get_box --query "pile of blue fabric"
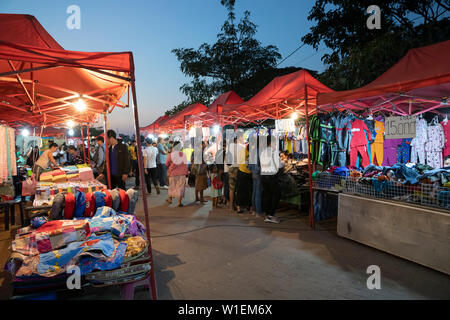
[4,206,148,297]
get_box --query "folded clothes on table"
[51,170,66,177]
[12,220,91,256]
[79,167,94,181]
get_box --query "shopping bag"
[22,174,37,196]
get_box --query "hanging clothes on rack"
[441,117,450,158]
[363,118,376,164]
[309,115,321,164]
[0,125,17,185]
[425,122,445,169]
[382,138,402,167]
[370,119,384,166]
[410,116,428,164]
[349,119,371,168]
[331,113,352,167]
[318,115,336,168]
[397,138,412,164]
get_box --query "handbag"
[22,174,37,196]
[212,177,223,189]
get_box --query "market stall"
[0,14,157,298]
[313,40,450,274]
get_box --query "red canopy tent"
[317,40,450,115]
[0,14,157,298]
[227,70,334,123]
[141,114,170,135]
[184,91,245,128]
[158,102,208,131]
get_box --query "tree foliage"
[302,0,450,90]
[168,1,283,114]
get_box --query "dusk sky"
[1,0,329,135]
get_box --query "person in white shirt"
[143,140,160,194]
[259,136,281,223]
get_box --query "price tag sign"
[384,116,416,139]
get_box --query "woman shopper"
[33,143,58,180]
[166,141,188,207]
[235,143,253,213]
[191,141,208,204]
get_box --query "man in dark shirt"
[67,145,84,165]
[97,130,131,189]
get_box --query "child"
[211,165,223,209]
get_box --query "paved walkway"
[1,182,449,299]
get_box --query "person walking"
[235,143,253,213]
[143,140,160,195]
[260,136,281,223]
[92,136,105,178]
[191,141,208,204]
[97,130,131,190]
[128,140,140,189]
[166,141,188,207]
[157,137,168,188]
[248,138,263,217]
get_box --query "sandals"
[166,199,172,204]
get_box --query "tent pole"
[103,113,111,189]
[305,86,315,229]
[81,124,86,163]
[87,124,91,164]
[130,80,158,300]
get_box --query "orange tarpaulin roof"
[0,14,132,127]
[208,91,244,114]
[141,115,170,133]
[317,40,450,109]
[159,103,208,130]
[226,70,334,122]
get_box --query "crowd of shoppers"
[25,128,283,223]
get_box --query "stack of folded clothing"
[39,172,53,182]
[63,166,79,174]
[66,173,80,181]
[79,167,94,181]
[51,169,67,183]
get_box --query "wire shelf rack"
[312,172,450,211]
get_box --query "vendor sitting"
[66,145,85,165]
[33,143,59,180]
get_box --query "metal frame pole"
[304,86,315,229]
[87,124,91,163]
[81,124,86,163]
[130,80,158,300]
[103,113,111,189]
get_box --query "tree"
[302,0,450,90]
[169,1,282,113]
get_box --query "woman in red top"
[165,141,188,207]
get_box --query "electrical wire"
[293,47,326,67]
[151,222,334,239]
[276,43,307,67]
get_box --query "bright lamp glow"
[212,125,220,134]
[67,120,75,128]
[74,98,86,111]
[21,128,30,136]
[68,129,74,136]
[291,112,298,120]
[159,133,168,139]
[147,134,155,140]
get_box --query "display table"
[337,193,450,275]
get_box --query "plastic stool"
[120,274,153,300]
